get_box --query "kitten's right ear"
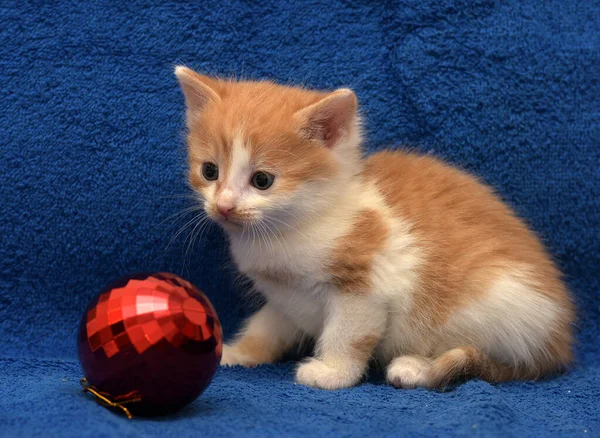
[174,66,220,120]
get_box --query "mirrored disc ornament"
[78,272,222,417]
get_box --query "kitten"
[175,66,575,390]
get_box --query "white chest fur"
[228,208,355,335]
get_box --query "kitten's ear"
[174,66,220,119]
[293,89,358,148]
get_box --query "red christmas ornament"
[78,272,222,417]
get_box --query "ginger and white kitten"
[175,66,575,390]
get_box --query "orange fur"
[351,334,382,363]
[234,335,284,366]
[328,209,390,294]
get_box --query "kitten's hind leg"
[386,355,432,389]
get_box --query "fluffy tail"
[428,346,539,389]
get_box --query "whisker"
[183,214,206,254]
[249,223,257,256]
[256,222,270,258]
[261,221,277,258]
[184,215,212,266]
[155,205,205,230]
[165,213,205,252]
[263,215,309,241]
[262,217,287,254]
[158,193,201,200]
[195,216,214,247]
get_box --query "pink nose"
[216,203,234,218]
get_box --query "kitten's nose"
[216,202,234,218]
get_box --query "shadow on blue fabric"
[0,1,598,436]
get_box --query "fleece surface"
[0,0,598,436]
[1,358,599,437]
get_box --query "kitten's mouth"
[216,216,246,231]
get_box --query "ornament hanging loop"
[80,377,142,419]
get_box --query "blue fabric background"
[0,0,598,436]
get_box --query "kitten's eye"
[251,171,275,190]
[202,162,219,181]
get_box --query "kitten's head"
[175,66,362,234]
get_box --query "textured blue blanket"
[0,0,598,436]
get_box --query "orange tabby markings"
[178,68,338,196]
[328,209,390,294]
[365,152,574,333]
[428,346,519,389]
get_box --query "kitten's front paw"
[220,344,255,367]
[295,358,360,390]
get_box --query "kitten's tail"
[428,346,538,389]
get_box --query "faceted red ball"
[78,272,222,416]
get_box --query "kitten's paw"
[295,358,360,390]
[387,355,432,389]
[220,344,258,367]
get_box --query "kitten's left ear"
[293,89,358,148]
